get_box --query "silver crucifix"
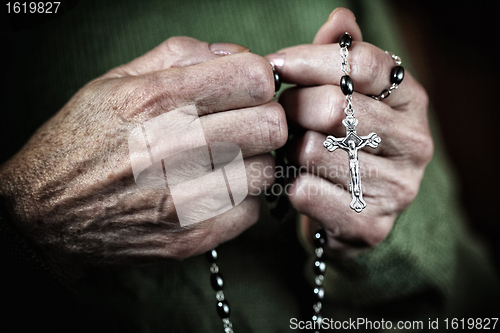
[323,115,380,213]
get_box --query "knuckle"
[417,132,434,165]
[298,131,336,174]
[247,155,276,194]
[388,172,421,210]
[236,53,275,103]
[298,131,320,166]
[161,36,195,57]
[401,180,420,209]
[235,197,261,227]
[261,102,288,150]
[127,72,182,120]
[408,127,434,166]
[325,86,345,130]
[352,45,386,86]
[288,177,310,212]
[244,201,261,225]
[261,154,277,183]
[289,177,308,213]
[412,81,430,110]
[423,137,435,164]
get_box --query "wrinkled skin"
[267,8,433,256]
[0,8,433,277]
[0,37,287,276]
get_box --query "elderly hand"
[267,8,433,256]
[0,37,287,275]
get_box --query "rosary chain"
[340,45,354,117]
[370,51,402,100]
[345,95,353,116]
[312,229,327,333]
[340,47,350,75]
[206,249,234,333]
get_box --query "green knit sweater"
[1,1,498,332]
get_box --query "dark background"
[391,1,500,265]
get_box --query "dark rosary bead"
[340,75,353,95]
[210,272,224,291]
[313,286,325,300]
[205,248,218,263]
[274,71,281,92]
[312,314,323,325]
[314,260,326,275]
[339,33,353,49]
[216,300,231,319]
[313,229,327,248]
[390,66,405,85]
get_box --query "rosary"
[323,32,381,213]
[205,32,404,332]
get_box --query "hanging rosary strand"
[204,63,283,333]
[206,248,234,333]
[312,229,327,332]
[323,32,381,213]
[202,32,406,333]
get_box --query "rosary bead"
[312,314,323,325]
[274,71,281,92]
[339,33,353,49]
[313,229,327,248]
[314,260,326,275]
[390,66,404,85]
[206,248,218,263]
[210,272,224,291]
[313,287,325,301]
[340,75,353,95]
[217,300,231,319]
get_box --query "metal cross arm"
[323,116,381,213]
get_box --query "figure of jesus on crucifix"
[323,115,381,213]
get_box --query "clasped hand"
[0,8,432,273]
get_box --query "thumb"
[313,7,363,45]
[105,36,249,78]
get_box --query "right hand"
[268,8,432,257]
[0,37,287,275]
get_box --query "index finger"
[121,52,276,121]
[267,42,413,109]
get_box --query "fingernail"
[265,53,285,72]
[328,7,341,20]
[209,43,249,56]
[329,7,356,21]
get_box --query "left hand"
[267,8,433,256]
[0,37,284,276]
